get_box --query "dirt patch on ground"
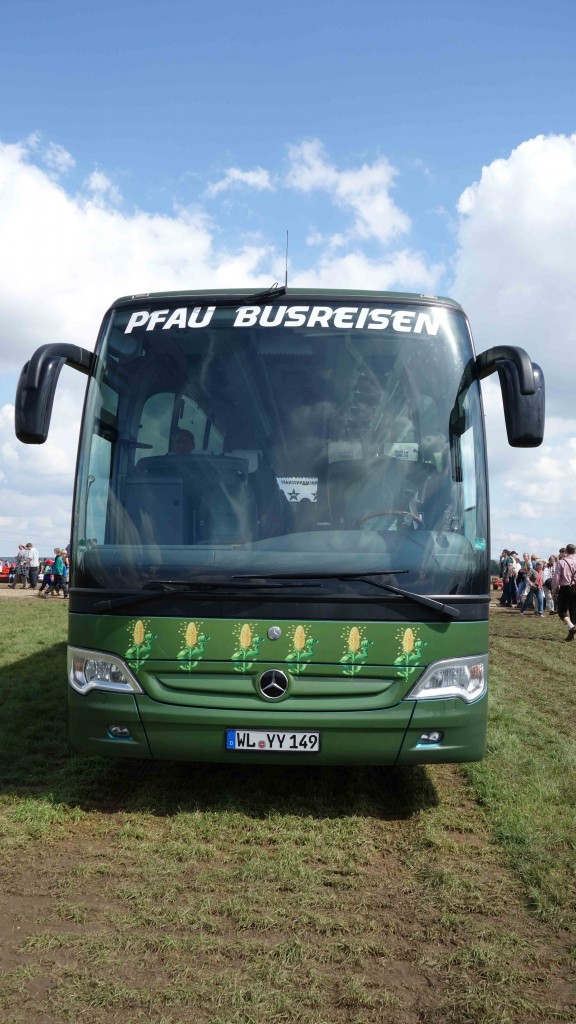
[0,760,573,1024]
[0,585,42,598]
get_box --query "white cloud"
[25,133,76,176]
[285,139,410,246]
[452,134,576,555]
[205,166,273,197]
[0,372,83,552]
[85,169,122,206]
[0,139,274,375]
[42,141,76,176]
[305,229,325,246]
[290,247,442,292]
[453,134,576,415]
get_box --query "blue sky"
[1,0,576,556]
[3,0,573,234]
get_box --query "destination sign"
[124,305,445,336]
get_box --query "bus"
[15,288,544,765]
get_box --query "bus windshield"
[74,297,488,596]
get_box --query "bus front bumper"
[67,690,487,765]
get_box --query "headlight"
[404,655,487,704]
[68,647,143,695]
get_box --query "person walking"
[25,542,40,589]
[500,550,515,606]
[543,556,557,614]
[41,548,69,599]
[518,569,534,613]
[37,559,54,595]
[552,544,576,642]
[532,561,545,617]
[60,548,69,599]
[517,553,530,593]
[9,545,29,589]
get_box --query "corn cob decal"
[285,624,318,674]
[394,627,426,681]
[177,621,211,672]
[231,622,265,673]
[125,619,158,669]
[339,626,373,675]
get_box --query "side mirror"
[454,345,545,447]
[474,347,545,447]
[15,344,93,444]
[494,358,544,447]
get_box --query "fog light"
[419,730,443,744]
[108,724,132,739]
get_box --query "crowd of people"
[2,543,69,598]
[498,545,576,641]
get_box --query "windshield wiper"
[91,570,459,619]
[92,573,317,612]
[351,577,459,619]
[232,571,460,618]
[231,571,408,580]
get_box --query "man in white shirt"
[25,542,40,590]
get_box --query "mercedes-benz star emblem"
[258,669,289,700]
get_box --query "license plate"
[226,729,320,753]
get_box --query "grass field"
[0,595,574,1023]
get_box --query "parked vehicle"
[15,287,545,764]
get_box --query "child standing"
[37,559,54,595]
[42,549,69,598]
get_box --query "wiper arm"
[231,570,409,581]
[92,584,193,612]
[92,573,317,612]
[233,571,459,619]
[150,577,321,590]
[92,571,458,619]
[351,578,460,619]
[93,580,220,612]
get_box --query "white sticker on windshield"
[385,443,419,461]
[277,477,318,502]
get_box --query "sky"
[1,0,576,560]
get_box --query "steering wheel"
[358,509,423,526]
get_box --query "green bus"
[15,288,544,764]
